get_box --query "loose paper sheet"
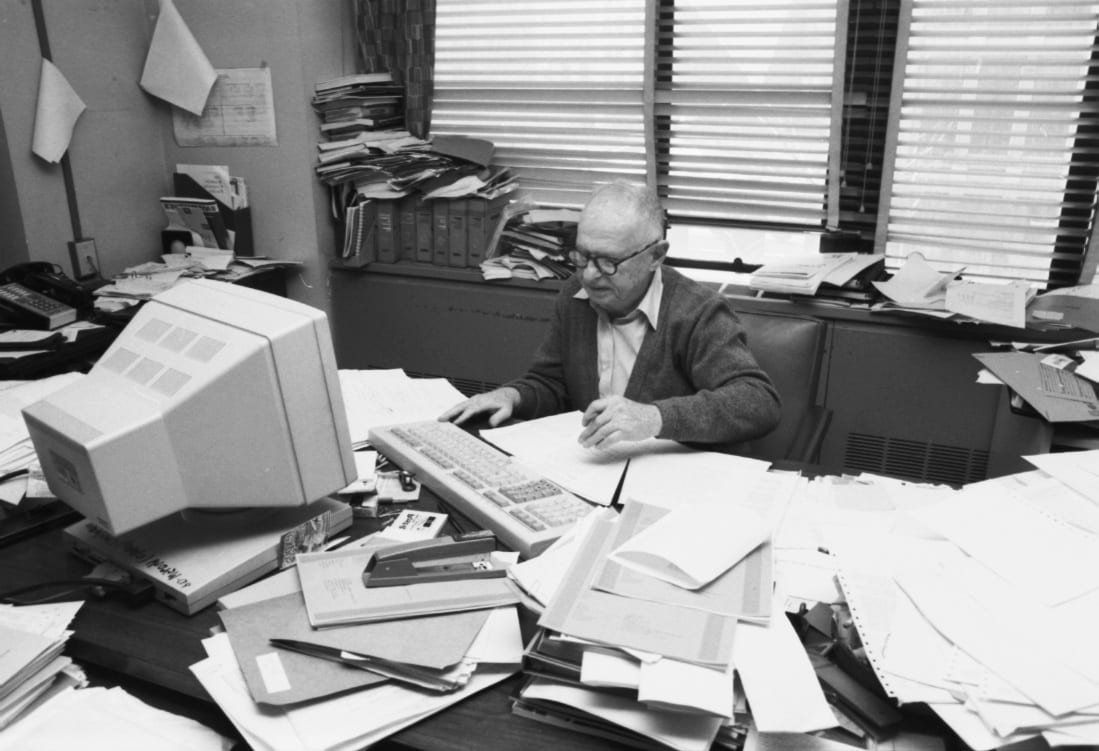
[873,252,957,309]
[339,369,467,446]
[909,484,1099,606]
[945,279,1032,328]
[139,0,216,116]
[482,411,683,505]
[594,500,772,620]
[31,59,85,163]
[609,500,768,590]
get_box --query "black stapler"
[362,530,505,588]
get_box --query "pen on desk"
[268,638,464,692]
[0,468,29,485]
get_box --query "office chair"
[733,308,832,466]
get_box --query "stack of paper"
[513,501,834,751]
[0,601,229,746]
[0,602,85,730]
[749,253,881,297]
[190,531,526,751]
[193,605,522,751]
[0,374,83,506]
[826,455,1099,749]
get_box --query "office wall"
[0,0,357,315]
[0,98,28,267]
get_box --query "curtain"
[354,0,436,139]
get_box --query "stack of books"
[480,205,579,282]
[312,73,435,204]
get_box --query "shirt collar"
[574,268,663,328]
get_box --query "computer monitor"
[22,279,357,535]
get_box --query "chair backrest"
[733,308,827,463]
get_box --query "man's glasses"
[567,238,661,276]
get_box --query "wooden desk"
[0,514,630,751]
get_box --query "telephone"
[0,263,81,330]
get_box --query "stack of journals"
[480,205,579,282]
[312,72,406,139]
[510,499,835,751]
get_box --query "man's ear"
[649,239,670,266]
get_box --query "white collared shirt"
[575,271,664,397]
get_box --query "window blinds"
[433,1,649,208]
[432,0,847,226]
[877,0,1099,285]
[655,0,846,228]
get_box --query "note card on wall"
[173,67,277,147]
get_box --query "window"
[432,0,1099,285]
[878,0,1099,285]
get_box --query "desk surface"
[0,513,632,751]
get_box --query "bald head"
[578,181,665,249]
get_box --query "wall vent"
[843,432,989,486]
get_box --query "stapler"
[362,530,506,587]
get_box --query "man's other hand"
[438,387,521,427]
[579,396,662,449]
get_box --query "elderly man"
[441,180,781,453]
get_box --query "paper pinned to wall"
[139,0,216,116]
[173,68,277,147]
[31,59,85,163]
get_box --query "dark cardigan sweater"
[507,266,781,453]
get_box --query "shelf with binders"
[330,192,521,275]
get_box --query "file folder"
[173,172,254,256]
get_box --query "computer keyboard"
[368,420,595,558]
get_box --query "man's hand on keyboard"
[439,387,521,427]
[579,396,662,449]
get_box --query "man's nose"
[580,262,604,282]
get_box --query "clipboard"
[362,530,505,587]
[974,351,1099,423]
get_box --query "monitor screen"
[22,279,356,535]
